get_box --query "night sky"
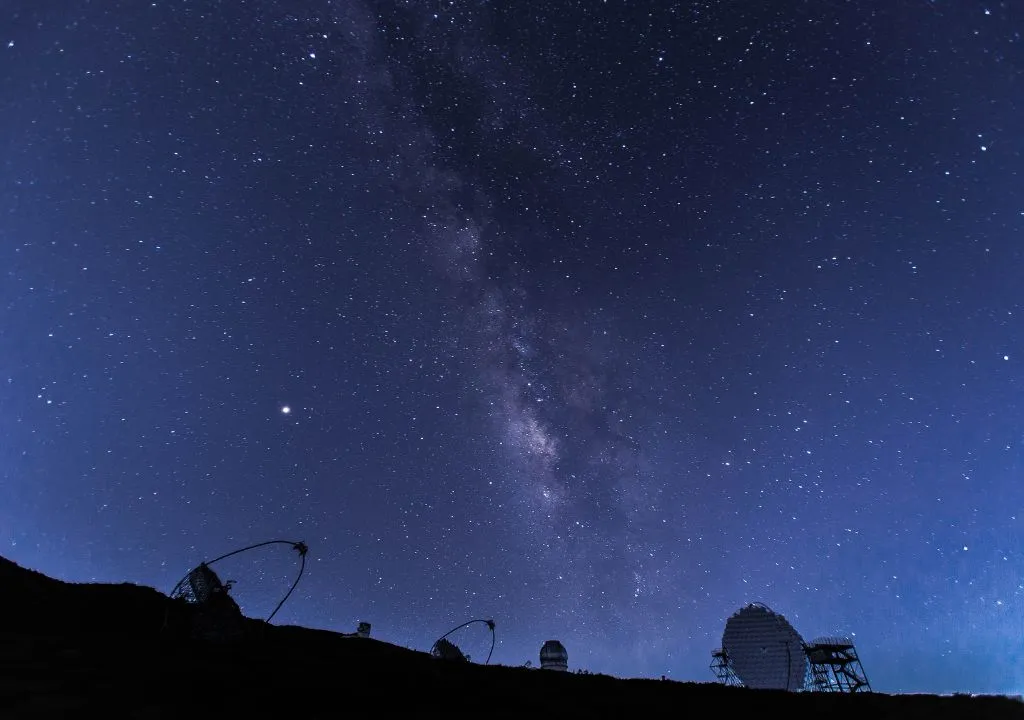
[2,0,1022,695]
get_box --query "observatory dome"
[721,603,806,691]
[539,640,568,671]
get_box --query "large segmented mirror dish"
[722,603,807,690]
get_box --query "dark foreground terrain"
[1,556,1020,718]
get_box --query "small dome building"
[540,640,568,671]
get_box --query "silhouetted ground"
[1,556,1020,718]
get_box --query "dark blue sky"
[2,0,1022,694]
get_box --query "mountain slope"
[0,556,1018,718]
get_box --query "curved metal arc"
[168,539,309,624]
[206,539,307,567]
[431,618,496,665]
[266,546,306,623]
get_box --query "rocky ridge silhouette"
[0,555,1019,718]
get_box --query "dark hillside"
[0,557,1019,718]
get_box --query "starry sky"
[2,0,1022,695]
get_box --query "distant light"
[281,406,291,414]
[1004,355,1009,361]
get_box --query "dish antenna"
[169,539,309,623]
[721,603,807,690]
[431,638,469,662]
[430,618,496,664]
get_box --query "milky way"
[314,2,680,657]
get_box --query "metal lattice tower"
[804,637,872,693]
[709,648,742,686]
